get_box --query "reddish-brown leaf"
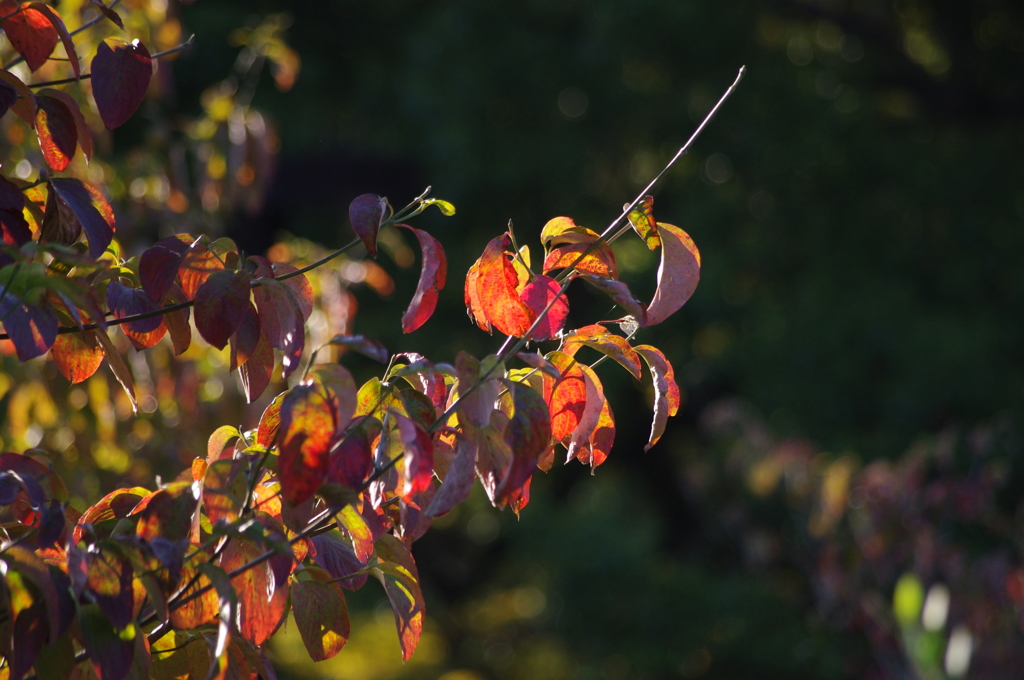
[372,534,424,662]
[105,281,165,350]
[194,270,251,350]
[560,323,642,380]
[178,243,224,300]
[271,262,314,321]
[130,481,198,544]
[644,222,700,326]
[35,94,77,172]
[229,300,260,370]
[519,274,568,341]
[543,351,587,443]
[349,193,387,257]
[256,392,286,448]
[0,69,34,125]
[398,224,447,333]
[293,567,350,661]
[311,530,369,591]
[0,175,30,246]
[238,329,274,403]
[221,536,289,647]
[38,89,92,162]
[463,258,491,332]
[425,434,477,517]
[85,545,134,629]
[73,487,148,544]
[476,233,536,337]
[391,412,433,500]
[626,195,661,250]
[29,3,78,79]
[0,0,57,71]
[634,345,680,451]
[89,0,123,29]
[161,285,192,356]
[565,364,604,462]
[168,555,218,630]
[50,330,104,384]
[325,334,390,363]
[139,235,191,302]
[79,602,135,680]
[453,351,497,429]
[278,384,337,505]
[307,364,357,434]
[327,416,377,491]
[497,382,550,506]
[91,38,153,129]
[49,178,115,259]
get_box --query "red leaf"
[194,270,251,350]
[129,481,198,544]
[73,487,147,544]
[392,412,433,499]
[29,3,78,79]
[348,193,387,257]
[229,300,260,370]
[85,546,135,629]
[565,364,604,463]
[644,222,700,326]
[577,395,615,470]
[221,536,289,647]
[50,330,104,383]
[0,0,57,71]
[425,434,477,517]
[91,38,153,129]
[0,293,57,360]
[178,242,224,300]
[37,89,92,162]
[238,329,274,403]
[543,351,587,443]
[560,323,642,380]
[168,556,218,630]
[543,242,618,278]
[271,262,314,321]
[519,274,568,341]
[398,225,446,333]
[372,534,424,662]
[634,345,680,450]
[293,567,350,661]
[49,178,115,259]
[578,274,648,326]
[35,94,77,172]
[253,277,305,378]
[307,364,357,433]
[463,258,491,332]
[105,281,165,348]
[626,195,661,250]
[256,392,286,448]
[475,233,536,337]
[139,235,191,302]
[327,416,377,491]
[496,382,550,505]
[278,384,337,505]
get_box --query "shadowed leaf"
[425,434,477,517]
[48,178,115,259]
[497,382,550,506]
[1,293,57,361]
[293,566,350,661]
[644,222,700,326]
[91,38,153,129]
[634,345,680,450]
[139,235,190,302]
[579,274,648,326]
[37,89,91,162]
[349,193,387,257]
[95,329,137,413]
[35,94,77,171]
[326,334,390,363]
[397,225,447,333]
[372,534,424,662]
[194,270,251,350]
[79,603,134,680]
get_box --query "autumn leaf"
[48,178,115,259]
[105,281,166,350]
[0,175,30,245]
[293,566,350,661]
[626,195,661,250]
[0,293,58,361]
[560,323,642,379]
[178,242,224,300]
[475,232,536,337]
[543,351,587,443]
[398,225,447,333]
[79,602,135,680]
[222,535,290,647]
[372,534,424,662]
[194,270,251,350]
[392,412,434,499]
[349,193,388,257]
[578,274,648,326]
[39,89,93,162]
[35,94,77,172]
[496,381,551,506]
[325,334,390,364]
[278,384,338,505]
[271,262,315,321]
[564,364,604,463]
[543,242,618,279]
[91,38,153,129]
[0,0,58,71]
[139,235,191,302]
[519,274,569,341]
[644,222,700,326]
[30,3,79,79]
[634,345,680,450]
[463,258,491,332]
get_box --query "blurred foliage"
[4,0,1024,677]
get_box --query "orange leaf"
[278,384,337,505]
[475,233,536,337]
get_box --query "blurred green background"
[161,0,1024,677]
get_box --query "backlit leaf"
[35,94,77,171]
[238,327,274,403]
[29,3,78,79]
[95,329,137,413]
[539,216,599,247]
[311,530,368,591]
[48,178,115,260]
[278,384,337,505]
[543,242,618,279]
[130,481,197,543]
[0,174,30,245]
[372,534,424,662]
[644,222,700,327]
[256,392,286,448]
[168,555,217,630]
[327,416,378,491]
[271,262,314,321]
[178,242,224,300]
[37,89,91,162]
[229,300,260,370]
[197,562,235,680]
[519,274,568,341]
[425,434,477,517]
[86,545,134,629]
[543,351,587,443]
[634,345,680,450]
[253,277,304,378]
[73,487,147,544]
[194,270,251,350]
[475,232,535,337]
[560,323,642,380]
[0,68,35,124]
[565,364,604,463]
[105,281,166,350]
[161,285,191,355]
[463,258,491,332]
[349,193,387,257]
[293,566,350,661]
[497,382,550,506]
[308,364,357,434]
[0,0,57,71]
[398,224,446,333]
[392,412,434,499]
[222,535,290,647]
[626,195,661,249]
[91,38,153,130]
[577,395,615,471]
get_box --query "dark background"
[164,1,1024,677]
